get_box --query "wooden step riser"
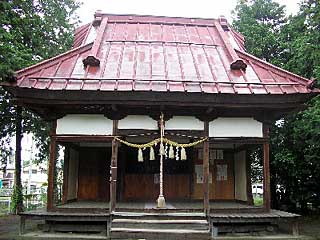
[111,222,209,230]
[111,231,211,240]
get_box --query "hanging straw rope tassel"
[169,145,174,159]
[149,146,155,160]
[181,147,187,160]
[138,148,144,162]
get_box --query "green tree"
[232,0,320,213]
[232,0,287,64]
[0,0,80,213]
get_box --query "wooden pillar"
[110,120,118,213]
[263,124,271,211]
[203,121,210,215]
[14,106,23,213]
[62,145,70,204]
[47,121,57,211]
[246,151,254,205]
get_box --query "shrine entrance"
[77,147,111,201]
[120,144,194,201]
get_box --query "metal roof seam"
[46,78,53,90]
[132,42,138,80]
[286,76,300,94]
[188,45,202,83]
[81,23,93,46]
[239,68,254,94]
[162,42,169,81]
[215,47,237,94]
[80,80,84,90]
[267,70,285,94]
[247,60,270,94]
[115,43,125,80]
[236,49,310,85]
[173,32,185,81]
[16,43,93,77]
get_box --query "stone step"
[111,227,210,240]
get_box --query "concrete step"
[112,218,208,224]
[111,218,209,230]
[112,211,206,219]
[40,223,106,233]
[20,231,107,239]
[111,227,210,240]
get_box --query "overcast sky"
[77,0,301,25]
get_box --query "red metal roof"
[9,13,317,95]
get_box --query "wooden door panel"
[212,154,234,200]
[78,147,110,201]
[123,174,190,200]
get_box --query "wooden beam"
[203,121,210,215]
[47,121,57,211]
[54,135,114,143]
[110,120,119,213]
[62,145,70,204]
[263,123,271,212]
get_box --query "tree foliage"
[232,0,286,64]
[0,0,80,164]
[233,0,320,213]
[0,0,80,212]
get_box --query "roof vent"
[230,59,247,71]
[93,10,103,26]
[83,55,100,67]
[219,15,229,31]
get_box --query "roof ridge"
[236,49,312,86]
[99,13,218,21]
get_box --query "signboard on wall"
[195,164,212,184]
[154,174,160,184]
[216,164,228,181]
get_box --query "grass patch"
[254,196,263,206]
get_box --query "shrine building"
[2,12,319,239]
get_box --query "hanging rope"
[114,136,207,149]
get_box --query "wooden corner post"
[47,121,57,211]
[263,123,271,211]
[62,145,70,204]
[110,120,118,213]
[203,121,210,215]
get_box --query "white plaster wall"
[209,118,263,138]
[56,114,113,135]
[118,115,158,130]
[165,116,204,130]
[234,150,247,201]
[67,148,79,200]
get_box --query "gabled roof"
[4,13,318,95]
